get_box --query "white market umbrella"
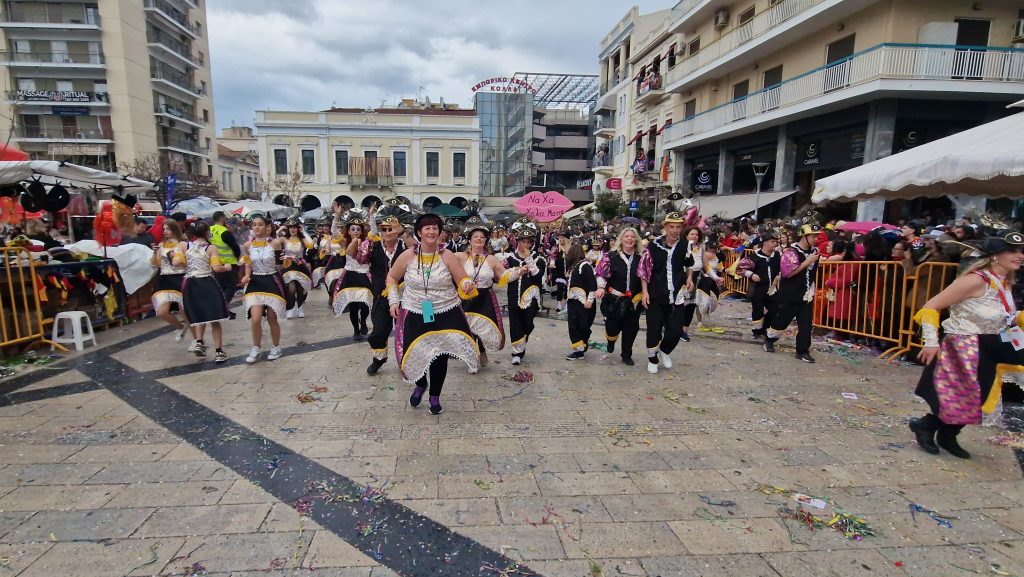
[199,199,294,220]
[0,160,154,194]
[812,111,1024,203]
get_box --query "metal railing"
[600,71,625,95]
[17,125,109,139]
[147,30,200,65]
[669,0,706,29]
[143,0,200,35]
[1,50,104,65]
[636,74,664,98]
[151,68,204,95]
[594,114,616,131]
[154,104,205,124]
[592,151,615,168]
[7,89,108,103]
[666,0,826,90]
[1,2,100,25]
[158,138,207,154]
[666,44,1024,143]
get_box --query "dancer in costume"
[331,210,374,340]
[549,233,569,315]
[738,231,781,339]
[239,213,286,364]
[680,227,724,335]
[639,211,694,374]
[596,227,643,365]
[310,216,336,289]
[150,219,188,343]
[366,213,407,375]
[386,213,480,415]
[910,233,1024,458]
[564,243,598,360]
[764,223,821,363]
[181,222,232,362]
[505,218,546,365]
[456,217,525,371]
[280,218,314,319]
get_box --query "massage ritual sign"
[513,190,573,223]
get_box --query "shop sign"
[47,143,106,155]
[606,177,622,190]
[691,169,717,194]
[513,190,573,222]
[576,178,593,190]
[16,90,92,102]
[471,77,538,94]
[51,106,90,116]
[800,140,821,167]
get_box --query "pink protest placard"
[513,191,574,223]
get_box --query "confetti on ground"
[699,495,737,507]
[511,370,533,383]
[127,543,160,574]
[308,384,329,393]
[697,326,727,334]
[473,479,493,491]
[747,396,767,404]
[183,561,207,576]
[909,503,959,528]
[587,341,608,352]
[988,432,1024,449]
[780,506,876,541]
[684,405,708,414]
[878,442,907,451]
[662,388,682,404]
[295,391,320,404]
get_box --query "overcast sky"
[207,0,669,132]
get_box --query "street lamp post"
[751,162,770,222]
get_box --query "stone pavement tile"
[23,402,121,418]
[821,462,967,487]
[438,438,525,455]
[884,509,1024,546]
[200,569,377,577]
[814,441,932,465]
[65,444,178,463]
[0,485,122,511]
[504,410,587,425]
[827,487,914,513]
[600,435,692,452]
[188,462,243,482]
[158,443,214,462]
[350,439,436,457]
[85,461,207,484]
[219,479,272,505]
[876,545,1024,577]
[983,508,1024,534]
[752,446,841,467]
[259,503,304,532]
[667,519,799,554]
[0,463,104,485]
[603,492,784,523]
[438,473,540,498]
[258,401,339,414]
[527,558,643,577]
[762,549,897,576]
[315,457,397,478]
[104,481,234,509]
[0,444,82,464]
[394,454,486,476]
[901,482,1020,511]
[726,465,854,491]
[177,531,314,574]
[456,524,565,561]
[30,414,136,432]
[522,436,608,454]
[354,475,437,500]
[0,512,34,541]
[486,453,582,474]
[295,441,356,458]
[7,508,154,543]
[657,450,750,471]
[0,403,40,417]
[977,481,1024,506]
[628,470,736,494]
[776,510,914,550]
[560,521,687,559]
[0,542,54,575]
[640,554,781,577]
[18,537,185,577]
[0,416,52,431]
[433,410,517,425]
[994,541,1024,566]
[574,451,672,472]
[399,498,501,527]
[134,504,272,537]
[536,471,638,496]
[497,496,612,524]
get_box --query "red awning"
[657,119,673,134]
[627,132,643,145]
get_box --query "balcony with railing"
[594,113,616,138]
[155,103,205,126]
[17,125,111,141]
[635,73,665,107]
[147,29,200,67]
[143,0,199,37]
[664,44,1024,148]
[592,151,615,174]
[151,68,204,97]
[7,89,108,104]
[665,0,871,93]
[158,137,208,156]
[1,50,104,66]
[0,2,100,28]
[348,157,394,188]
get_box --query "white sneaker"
[511,355,521,366]
[187,339,199,353]
[285,308,295,319]
[297,306,305,318]
[245,346,261,364]
[174,325,186,342]
[647,361,659,374]
[267,346,283,361]
[658,351,673,369]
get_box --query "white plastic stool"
[50,311,97,352]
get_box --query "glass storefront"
[476,92,532,197]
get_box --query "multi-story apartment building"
[0,0,219,186]
[534,107,593,202]
[254,100,480,213]
[597,2,1024,221]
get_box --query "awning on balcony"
[697,190,797,219]
[657,119,673,134]
[812,111,1024,203]
[627,132,643,145]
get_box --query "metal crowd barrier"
[0,247,64,352]
[720,249,753,299]
[882,261,958,360]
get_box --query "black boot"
[366,358,387,375]
[908,414,940,455]
[607,340,615,354]
[937,424,970,459]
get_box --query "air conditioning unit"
[75,132,85,139]
[156,116,164,124]
[302,177,314,184]
[714,8,730,29]
[1014,19,1024,42]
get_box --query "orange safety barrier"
[0,247,64,351]
[720,249,753,299]
[883,261,958,360]
[812,260,908,355]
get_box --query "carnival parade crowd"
[140,195,1024,460]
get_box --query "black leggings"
[415,356,449,396]
[348,303,368,332]
[287,280,307,308]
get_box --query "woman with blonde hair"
[596,227,643,365]
[910,233,1024,458]
[150,219,188,342]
